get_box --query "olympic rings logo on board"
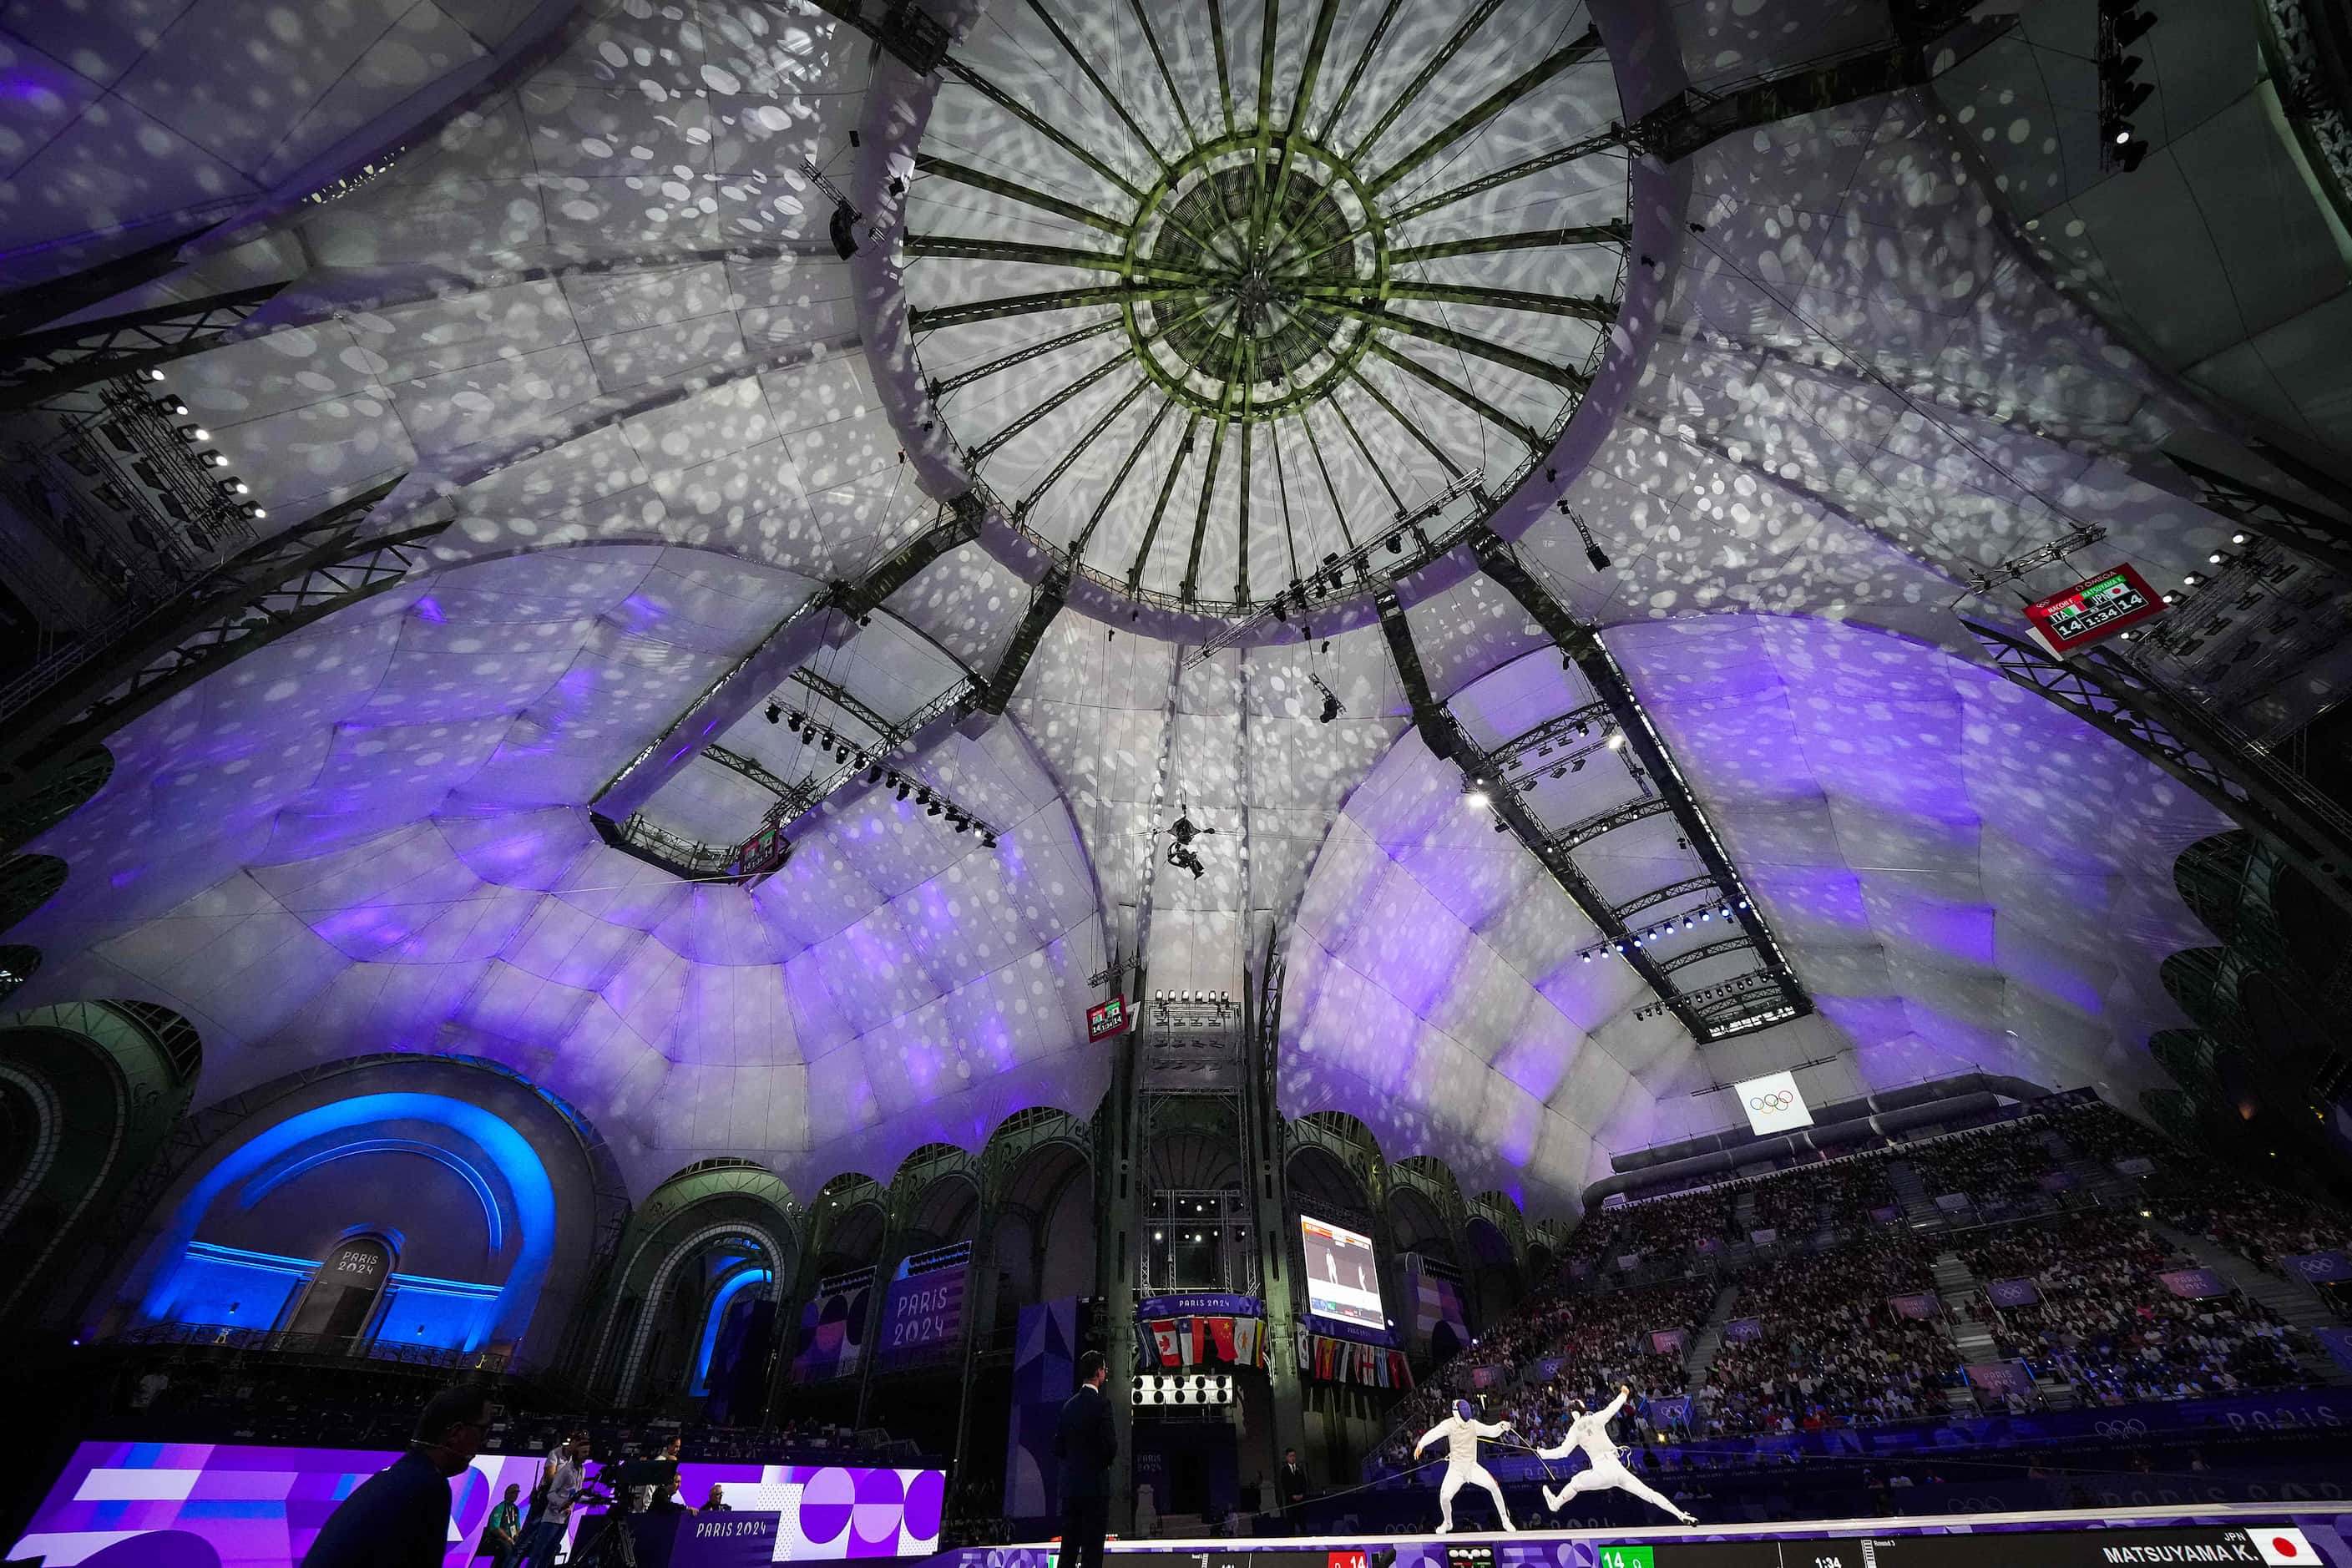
[1750,1090,1796,1112]
[2094,1419,2149,1438]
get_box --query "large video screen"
[1300,1213,1385,1331]
[9,1440,944,1568]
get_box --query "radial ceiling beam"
[1367,338,1546,453]
[939,60,1148,202]
[1368,26,1603,195]
[913,155,1129,236]
[1469,524,1812,1029]
[0,285,288,409]
[1371,587,1711,1037]
[1383,127,1629,228]
[0,480,438,802]
[1388,225,1631,266]
[1015,380,1152,520]
[1128,414,1201,592]
[1963,617,2352,918]
[1315,0,1407,144]
[929,319,1124,398]
[594,501,982,822]
[1347,0,1511,165]
[967,352,1138,463]
[1023,0,1172,173]
[909,282,1193,334]
[1301,281,1620,324]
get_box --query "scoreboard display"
[1087,994,1130,1040]
[2023,564,2165,655]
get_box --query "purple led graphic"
[11,1444,946,1568]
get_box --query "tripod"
[565,1500,639,1568]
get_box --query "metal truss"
[1965,618,2352,917]
[1659,935,1757,975]
[1624,14,2019,164]
[1545,794,1674,853]
[0,286,286,410]
[1611,874,1722,924]
[2165,451,2352,581]
[0,480,438,803]
[1488,701,1613,773]
[1371,589,1712,1038]
[1468,525,1811,1029]
[975,565,1070,715]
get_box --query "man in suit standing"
[1055,1350,1117,1568]
[1278,1449,1309,1535]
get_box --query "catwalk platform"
[927,1503,2352,1568]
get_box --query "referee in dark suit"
[1055,1350,1118,1568]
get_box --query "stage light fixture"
[766,703,782,724]
[927,801,942,816]
[144,368,166,382]
[895,781,911,801]
[2230,531,2249,545]
[829,199,861,259]
[197,448,228,467]
[177,423,210,442]
[240,502,266,519]
[1606,732,1626,751]
[153,394,188,415]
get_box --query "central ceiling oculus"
[901,2,1629,615]
[1128,136,1383,415]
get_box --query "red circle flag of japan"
[2253,1527,2314,1565]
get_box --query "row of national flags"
[1138,1313,1267,1369]
[1303,1333,1414,1388]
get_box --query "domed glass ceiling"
[902,0,1630,613]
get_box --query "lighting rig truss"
[1186,470,1486,665]
[0,478,437,809]
[0,284,285,411]
[747,674,1003,845]
[1963,524,2107,596]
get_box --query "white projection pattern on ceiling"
[1278,615,2228,1210]
[13,546,1109,1197]
[0,0,2313,1211]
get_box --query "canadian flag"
[1149,1319,1181,1366]
[2254,1527,2316,1565]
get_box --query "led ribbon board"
[1733,1070,1813,1136]
[2022,563,2164,655]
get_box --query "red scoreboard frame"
[2022,563,2166,655]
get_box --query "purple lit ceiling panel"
[16,544,1109,1199]
[1282,612,2234,1208]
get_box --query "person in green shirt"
[481,1484,524,1568]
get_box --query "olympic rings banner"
[2286,1251,2352,1283]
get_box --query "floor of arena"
[928,1503,2352,1568]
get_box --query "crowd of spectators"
[2050,1100,2172,1166]
[1561,1188,1737,1272]
[1697,1232,1960,1438]
[1956,1215,2308,1403]
[1908,1126,2064,1211]
[2145,1171,2350,1275]
[1363,1102,2350,1479]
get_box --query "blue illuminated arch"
[140,1093,555,1351]
[241,1140,504,1252]
[690,1262,774,1395]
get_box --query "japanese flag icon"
[2253,1527,2315,1565]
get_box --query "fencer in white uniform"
[1535,1384,1697,1525]
[1414,1399,1518,1533]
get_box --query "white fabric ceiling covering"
[14,544,1109,1196]
[0,0,2305,1213]
[1278,615,2230,1209]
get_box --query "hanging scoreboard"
[2022,563,2165,655]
